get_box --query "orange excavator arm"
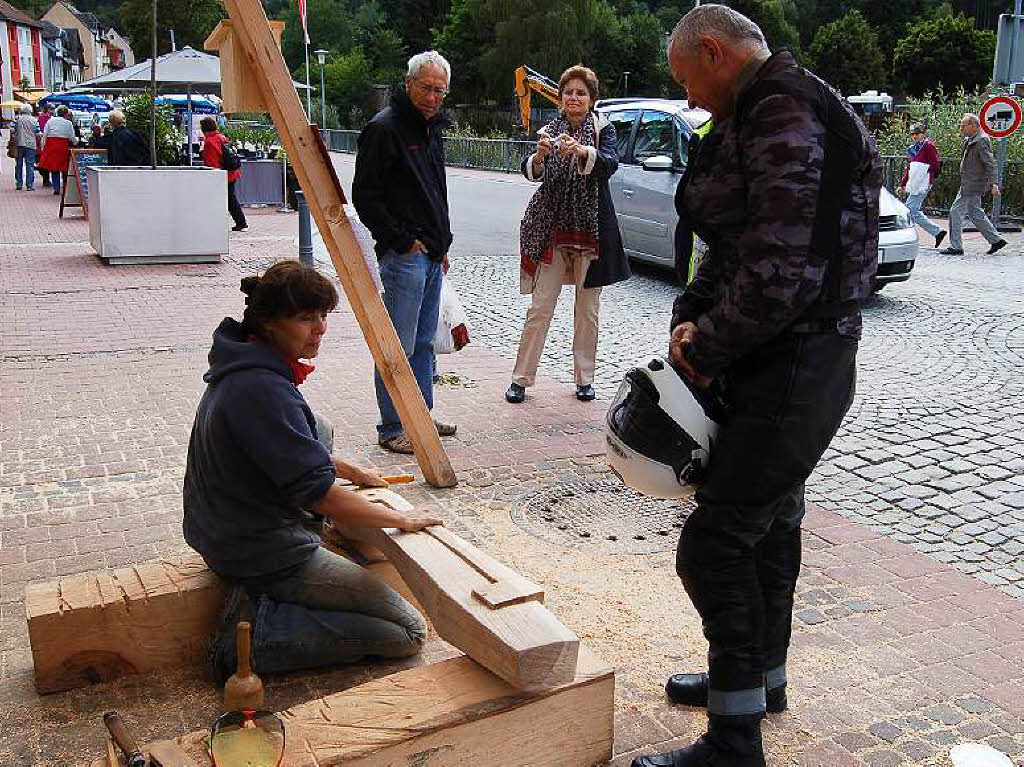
[514,65,560,135]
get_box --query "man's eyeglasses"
[413,80,449,98]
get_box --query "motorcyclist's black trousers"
[676,331,857,716]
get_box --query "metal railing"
[323,129,535,173]
[320,137,1024,219]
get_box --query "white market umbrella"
[68,46,312,96]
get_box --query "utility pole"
[150,0,157,169]
[315,49,328,129]
[623,71,630,96]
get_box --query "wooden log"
[215,0,456,488]
[341,488,580,690]
[86,648,615,767]
[25,556,227,694]
[24,556,418,694]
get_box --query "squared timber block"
[25,555,227,694]
[86,647,615,767]
[24,553,416,695]
[341,488,580,691]
[203,19,286,113]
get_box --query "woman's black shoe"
[576,384,596,401]
[505,383,525,403]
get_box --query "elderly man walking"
[631,6,882,766]
[940,113,1006,255]
[353,51,457,454]
[11,105,39,191]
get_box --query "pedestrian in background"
[12,104,39,192]
[505,64,629,405]
[897,123,945,248]
[353,50,457,455]
[38,106,79,196]
[940,113,1006,255]
[106,110,151,167]
[89,122,111,150]
[200,116,248,232]
[37,104,52,187]
[631,6,881,766]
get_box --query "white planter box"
[88,166,229,265]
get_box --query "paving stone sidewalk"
[1,156,1022,766]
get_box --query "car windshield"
[633,111,675,163]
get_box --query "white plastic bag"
[906,160,931,195]
[949,743,1013,767]
[311,205,384,294]
[433,277,470,354]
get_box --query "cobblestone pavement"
[447,247,1024,600]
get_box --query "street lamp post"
[315,49,329,130]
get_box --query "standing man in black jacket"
[632,5,881,767]
[353,51,457,454]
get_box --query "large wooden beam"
[212,0,456,488]
[339,489,580,690]
[25,556,226,694]
[24,555,416,694]
[86,649,615,767]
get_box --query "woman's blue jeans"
[906,190,941,237]
[249,548,427,675]
[374,250,443,440]
[219,413,426,676]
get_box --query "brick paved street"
[2,152,1023,766]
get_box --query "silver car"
[596,98,918,291]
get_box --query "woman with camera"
[506,65,629,404]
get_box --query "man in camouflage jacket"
[632,7,881,767]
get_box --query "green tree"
[807,9,886,94]
[120,92,180,165]
[279,0,354,72]
[119,0,224,59]
[385,0,451,54]
[323,47,375,127]
[893,13,996,96]
[436,0,664,103]
[726,0,801,53]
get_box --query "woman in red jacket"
[897,123,945,248]
[200,116,248,231]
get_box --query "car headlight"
[894,211,911,229]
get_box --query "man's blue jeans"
[374,250,443,440]
[15,147,36,190]
[905,190,941,237]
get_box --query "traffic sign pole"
[978,94,1022,231]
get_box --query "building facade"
[0,0,45,115]
[42,1,133,82]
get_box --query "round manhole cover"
[511,477,696,554]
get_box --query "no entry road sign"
[980,95,1022,138]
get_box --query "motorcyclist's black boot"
[630,714,766,767]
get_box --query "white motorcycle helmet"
[606,357,724,499]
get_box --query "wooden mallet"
[223,621,264,712]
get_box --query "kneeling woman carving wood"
[182,260,442,683]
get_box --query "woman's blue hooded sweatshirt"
[183,318,335,581]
